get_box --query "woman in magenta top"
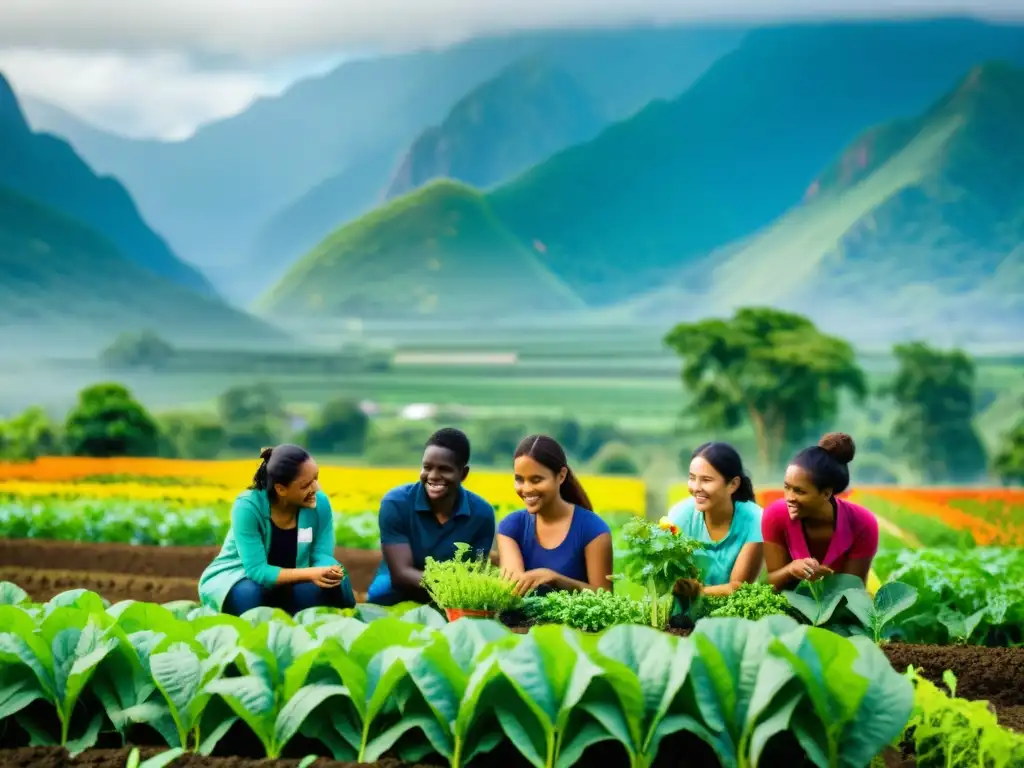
[762,432,879,590]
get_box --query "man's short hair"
[425,427,471,466]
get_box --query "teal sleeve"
[740,502,764,543]
[312,493,340,567]
[231,497,281,587]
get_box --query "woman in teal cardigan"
[198,444,356,615]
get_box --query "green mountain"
[0,74,215,297]
[245,56,605,301]
[0,185,274,351]
[484,19,1024,305]
[260,19,1024,319]
[254,180,585,320]
[384,57,603,199]
[23,27,743,301]
[621,61,1024,347]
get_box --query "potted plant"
[421,542,523,621]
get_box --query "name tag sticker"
[297,527,313,544]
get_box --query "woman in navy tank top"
[497,434,613,596]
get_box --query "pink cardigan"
[761,497,879,570]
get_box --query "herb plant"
[700,582,791,621]
[613,516,706,628]
[421,542,522,613]
[521,588,651,632]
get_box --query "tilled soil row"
[0,538,383,595]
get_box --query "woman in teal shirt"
[198,444,356,615]
[666,442,764,597]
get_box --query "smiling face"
[274,458,320,509]
[783,464,831,519]
[514,454,566,514]
[687,456,739,512]
[420,445,467,503]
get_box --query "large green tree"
[884,341,988,483]
[304,397,369,456]
[992,406,1023,486]
[664,307,866,471]
[64,383,160,457]
[217,383,285,453]
[0,406,62,460]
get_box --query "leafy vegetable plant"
[0,584,919,768]
[613,516,705,628]
[897,665,1024,767]
[422,542,522,614]
[699,582,792,621]
[784,574,918,641]
[521,589,651,632]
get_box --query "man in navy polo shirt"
[367,427,496,605]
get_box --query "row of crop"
[2,583,1020,768]
[0,494,636,552]
[428,536,1024,648]
[0,457,648,514]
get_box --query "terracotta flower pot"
[444,607,495,622]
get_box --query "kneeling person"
[199,444,356,615]
[367,428,496,606]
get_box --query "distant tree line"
[0,381,642,477]
[664,306,1019,486]
[1,311,1021,485]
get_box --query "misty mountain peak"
[0,72,30,134]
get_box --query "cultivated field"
[2,457,1023,766]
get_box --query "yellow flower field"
[0,457,646,515]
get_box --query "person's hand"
[312,565,345,588]
[501,567,524,584]
[513,568,559,596]
[787,558,833,582]
[672,578,703,599]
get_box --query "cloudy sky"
[0,0,1019,140]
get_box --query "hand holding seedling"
[788,558,833,582]
[672,577,702,599]
[312,565,345,588]
[512,567,559,596]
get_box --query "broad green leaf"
[748,682,804,766]
[138,748,187,768]
[784,574,865,626]
[837,637,914,768]
[240,605,295,627]
[492,625,607,768]
[44,589,106,616]
[588,624,699,762]
[0,581,29,605]
[401,605,448,628]
[273,682,350,752]
[689,616,800,768]
[766,626,910,767]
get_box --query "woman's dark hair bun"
[259,446,274,462]
[818,432,855,465]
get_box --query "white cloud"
[2,0,1020,139]
[0,0,1021,58]
[0,49,286,139]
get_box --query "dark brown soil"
[0,747,433,767]
[0,539,383,602]
[882,642,1024,730]
[0,568,200,603]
